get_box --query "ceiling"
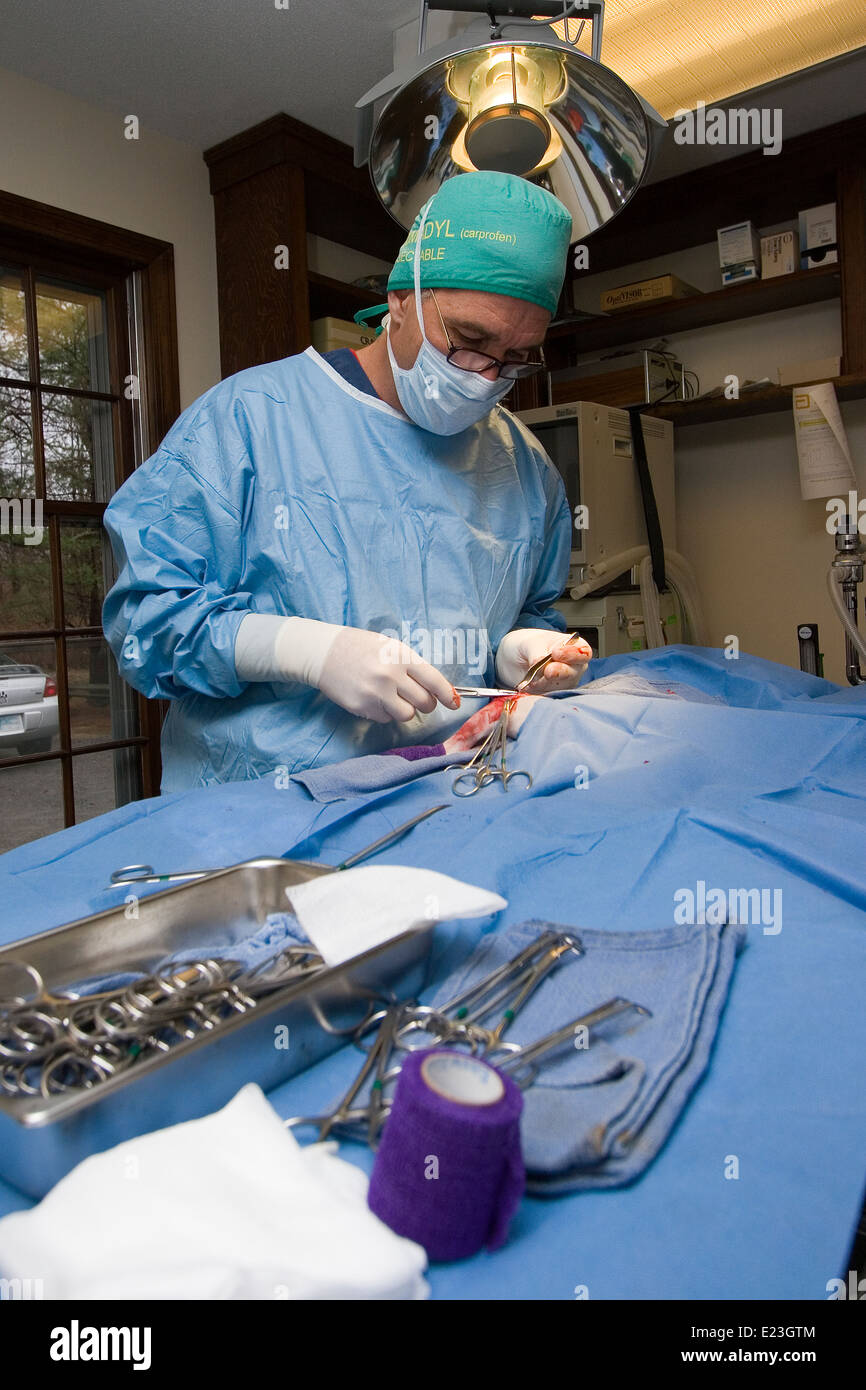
[0,0,416,150]
[0,0,863,179]
[550,0,866,119]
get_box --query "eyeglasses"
[426,290,546,380]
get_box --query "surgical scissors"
[453,686,522,698]
[448,699,532,796]
[108,804,449,887]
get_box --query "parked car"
[0,652,59,754]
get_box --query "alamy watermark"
[674,100,782,157]
[378,621,488,674]
[50,1321,151,1369]
[826,491,866,535]
[0,497,43,546]
[674,880,782,935]
[0,1276,43,1300]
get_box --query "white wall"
[0,65,220,414]
[569,240,866,686]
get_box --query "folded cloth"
[164,910,311,973]
[293,749,469,803]
[0,1083,429,1300]
[429,919,746,1192]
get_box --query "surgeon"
[103,171,592,791]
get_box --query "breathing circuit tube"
[827,563,866,665]
[570,547,707,648]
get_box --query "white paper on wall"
[793,382,856,500]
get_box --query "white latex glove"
[233,614,459,724]
[495,627,592,693]
[315,626,459,723]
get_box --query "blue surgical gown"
[102,347,571,790]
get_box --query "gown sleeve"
[102,388,259,701]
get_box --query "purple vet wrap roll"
[367,1047,525,1262]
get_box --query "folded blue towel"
[429,918,746,1192]
[292,749,470,803]
[163,911,312,975]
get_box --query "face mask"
[385,209,514,435]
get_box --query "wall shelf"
[548,263,841,354]
[642,373,866,428]
[307,272,383,322]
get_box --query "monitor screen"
[528,420,580,520]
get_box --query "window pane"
[60,515,115,628]
[73,745,142,824]
[0,639,58,756]
[0,533,53,633]
[0,267,29,381]
[42,392,115,502]
[0,761,65,853]
[0,384,36,497]
[36,279,110,393]
[67,635,139,748]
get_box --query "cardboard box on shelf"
[721,261,759,286]
[717,220,761,269]
[798,204,838,269]
[310,317,376,352]
[761,230,798,279]
[777,356,841,387]
[600,274,700,313]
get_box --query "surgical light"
[354,2,667,238]
[448,45,566,176]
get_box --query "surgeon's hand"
[313,625,460,724]
[495,627,592,694]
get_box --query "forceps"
[448,699,532,796]
[515,631,585,693]
[489,997,652,1086]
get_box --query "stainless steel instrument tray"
[0,857,433,1197]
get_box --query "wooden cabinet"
[203,114,402,379]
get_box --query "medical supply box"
[311,316,376,352]
[721,262,759,286]
[599,274,699,313]
[798,203,837,268]
[761,230,798,279]
[717,220,761,269]
[777,356,841,387]
[0,860,434,1198]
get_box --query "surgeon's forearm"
[233,613,342,685]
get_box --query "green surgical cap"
[387,171,573,316]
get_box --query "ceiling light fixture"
[355,1,667,239]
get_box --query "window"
[0,194,180,853]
